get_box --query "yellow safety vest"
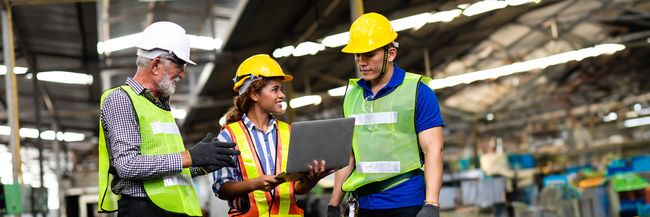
[341,73,428,192]
[98,85,201,216]
[224,120,303,217]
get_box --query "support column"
[349,0,363,77]
[2,0,22,186]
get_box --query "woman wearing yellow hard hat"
[212,54,333,217]
[328,13,445,217]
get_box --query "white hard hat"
[136,21,196,65]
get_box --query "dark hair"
[224,79,268,124]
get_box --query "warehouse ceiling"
[0,0,648,160]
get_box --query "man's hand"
[327,205,340,217]
[187,133,240,168]
[416,204,440,217]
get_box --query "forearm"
[218,180,258,200]
[329,160,354,206]
[419,127,444,204]
[424,150,443,203]
[113,152,183,180]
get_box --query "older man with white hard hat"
[97,21,240,217]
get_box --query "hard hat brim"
[232,75,293,92]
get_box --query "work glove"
[327,205,340,217]
[416,204,440,217]
[188,133,239,168]
[192,164,222,177]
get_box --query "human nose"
[178,68,185,80]
[355,55,367,66]
[278,90,285,99]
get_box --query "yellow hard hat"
[342,12,397,54]
[232,54,293,92]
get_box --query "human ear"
[387,47,397,62]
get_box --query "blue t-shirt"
[354,63,445,209]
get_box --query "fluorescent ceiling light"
[462,0,508,16]
[62,132,85,142]
[281,102,288,111]
[272,46,295,58]
[292,41,325,57]
[19,128,40,138]
[36,71,93,85]
[603,112,618,122]
[171,108,187,119]
[98,33,223,54]
[0,126,9,135]
[273,0,540,58]
[624,116,650,128]
[289,95,322,108]
[187,35,223,50]
[327,86,347,97]
[391,13,431,31]
[429,10,463,23]
[506,0,541,6]
[97,33,141,55]
[0,126,85,142]
[428,43,625,89]
[0,65,28,75]
[321,32,349,48]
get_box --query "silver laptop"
[277,117,355,180]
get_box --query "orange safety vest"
[224,120,304,217]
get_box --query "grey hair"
[136,56,152,68]
[135,51,176,68]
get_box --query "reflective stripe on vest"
[341,72,424,192]
[97,86,201,216]
[224,121,303,217]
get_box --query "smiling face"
[251,78,285,114]
[354,46,397,82]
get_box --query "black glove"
[416,204,439,217]
[201,165,221,174]
[188,133,240,167]
[327,205,340,217]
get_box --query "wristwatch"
[424,200,440,207]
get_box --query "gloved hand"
[188,133,240,168]
[327,205,340,217]
[201,165,222,174]
[416,204,439,217]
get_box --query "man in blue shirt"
[328,13,445,217]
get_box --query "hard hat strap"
[378,46,389,80]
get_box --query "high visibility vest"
[97,85,201,216]
[341,72,429,192]
[223,120,303,217]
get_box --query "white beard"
[158,69,180,97]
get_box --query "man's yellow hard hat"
[342,12,397,54]
[232,54,293,92]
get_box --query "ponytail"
[223,79,268,125]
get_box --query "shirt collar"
[356,63,405,96]
[126,77,170,104]
[242,113,277,134]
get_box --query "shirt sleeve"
[100,90,183,181]
[212,129,242,198]
[415,81,445,133]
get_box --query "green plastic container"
[611,173,650,192]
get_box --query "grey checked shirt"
[100,78,200,197]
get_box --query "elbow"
[115,163,139,180]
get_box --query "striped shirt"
[212,114,278,200]
[100,77,200,198]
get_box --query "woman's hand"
[303,160,336,184]
[252,175,284,192]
